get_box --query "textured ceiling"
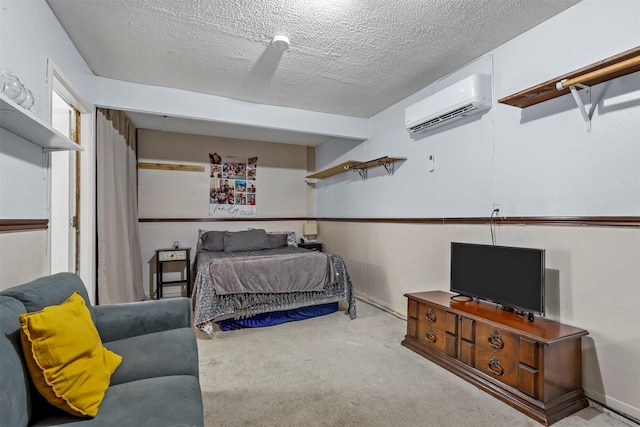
[47,0,581,120]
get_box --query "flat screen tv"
[450,242,545,317]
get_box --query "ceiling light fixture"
[271,35,290,51]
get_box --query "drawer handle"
[488,330,504,349]
[488,356,503,376]
[426,328,437,343]
[426,308,437,323]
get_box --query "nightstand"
[155,247,191,299]
[299,242,323,252]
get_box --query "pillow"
[198,230,225,252]
[267,231,298,247]
[223,229,270,252]
[267,233,288,248]
[19,291,122,418]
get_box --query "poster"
[208,153,257,217]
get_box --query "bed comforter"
[192,246,356,336]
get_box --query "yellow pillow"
[19,291,122,418]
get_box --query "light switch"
[428,154,435,172]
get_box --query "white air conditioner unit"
[405,74,492,135]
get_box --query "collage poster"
[208,153,257,217]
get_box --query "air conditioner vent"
[405,74,492,135]
[408,103,477,133]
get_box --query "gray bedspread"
[210,251,335,295]
[192,246,356,336]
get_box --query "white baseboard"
[354,290,406,320]
[584,389,640,426]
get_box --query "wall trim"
[139,217,307,222]
[0,219,49,232]
[315,216,640,228]
[137,216,639,227]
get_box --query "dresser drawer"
[417,321,447,353]
[519,337,539,368]
[407,299,418,319]
[476,346,519,388]
[475,323,518,359]
[418,303,447,330]
[459,316,475,342]
[407,317,418,339]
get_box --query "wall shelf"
[138,162,204,172]
[305,160,361,180]
[348,156,406,180]
[0,93,82,152]
[498,46,640,109]
[305,156,406,182]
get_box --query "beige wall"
[0,230,49,290]
[320,221,640,420]
[136,129,314,296]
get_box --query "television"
[450,242,545,318]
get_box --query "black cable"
[490,208,499,245]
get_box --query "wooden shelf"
[138,162,204,172]
[0,94,82,152]
[348,156,406,179]
[498,46,640,108]
[305,160,361,179]
[305,156,406,181]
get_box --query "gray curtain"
[96,108,144,304]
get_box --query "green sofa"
[0,273,204,426]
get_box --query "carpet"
[195,300,633,427]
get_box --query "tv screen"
[450,242,545,316]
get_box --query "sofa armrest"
[93,297,192,343]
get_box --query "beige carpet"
[196,300,634,427]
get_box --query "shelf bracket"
[351,167,367,180]
[557,80,591,133]
[380,159,396,175]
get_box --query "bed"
[191,229,356,336]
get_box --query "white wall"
[0,0,96,292]
[314,0,640,420]
[317,10,640,217]
[92,76,370,142]
[137,129,312,296]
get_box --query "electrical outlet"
[492,203,503,218]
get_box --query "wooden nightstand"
[155,248,191,299]
[299,242,323,252]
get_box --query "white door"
[50,90,80,273]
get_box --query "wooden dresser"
[402,291,589,426]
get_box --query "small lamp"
[302,222,318,242]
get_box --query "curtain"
[96,108,145,304]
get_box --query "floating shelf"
[305,160,361,180]
[0,93,82,152]
[349,156,406,180]
[498,46,640,108]
[137,162,205,172]
[305,156,406,182]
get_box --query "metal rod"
[556,55,640,90]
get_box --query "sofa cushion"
[105,327,199,386]
[19,292,122,418]
[1,272,96,324]
[29,375,204,427]
[0,296,31,427]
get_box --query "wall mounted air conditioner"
[405,74,492,135]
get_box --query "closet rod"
[556,55,640,90]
